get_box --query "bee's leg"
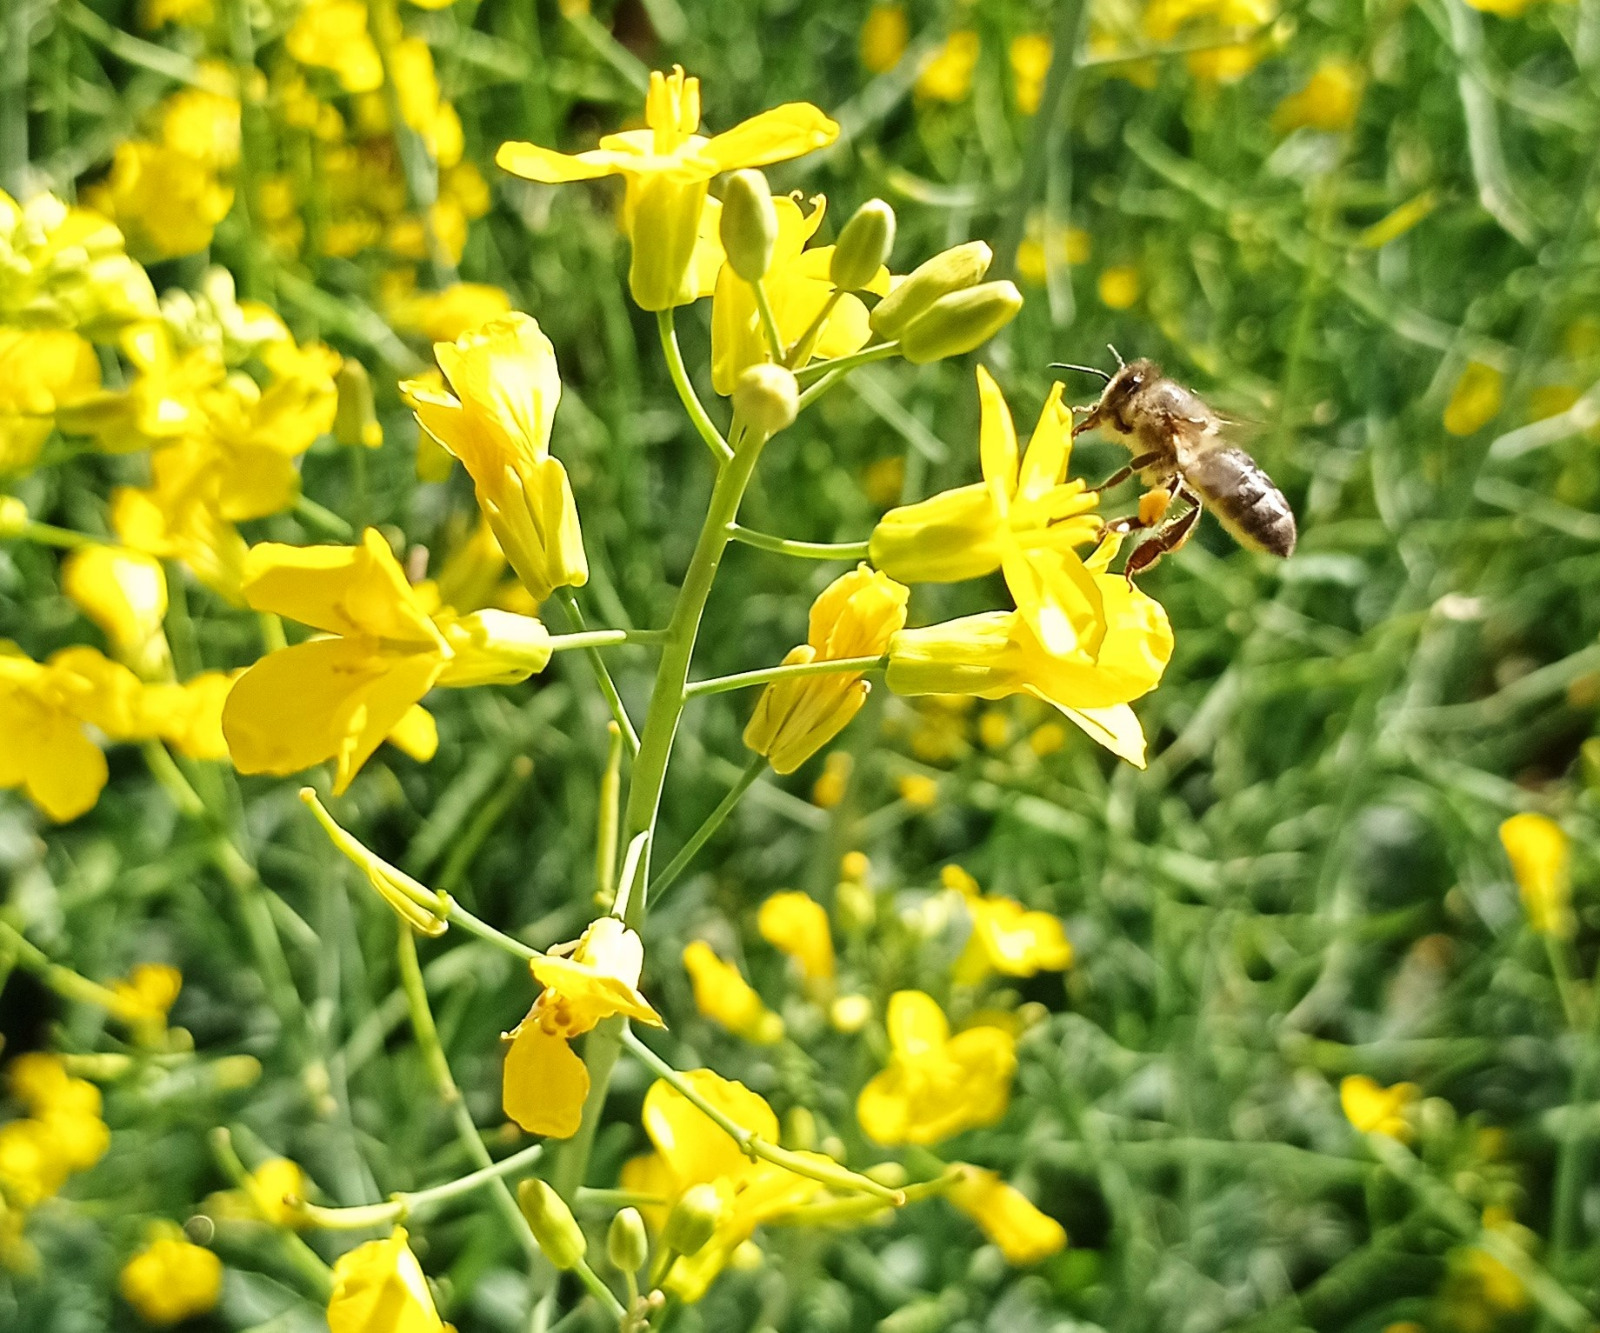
[1094,452,1164,492]
[1123,502,1202,580]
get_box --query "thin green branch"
[657,308,732,463]
[293,1140,547,1230]
[793,342,899,382]
[554,589,642,755]
[727,525,871,561]
[684,654,886,699]
[648,754,766,903]
[752,279,786,361]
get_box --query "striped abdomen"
[1184,445,1297,557]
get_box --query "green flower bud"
[898,280,1023,364]
[607,1207,649,1275]
[662,1183,723,1257]
[720,170,778,283]
[334,359,383,450]
[868,240,993,340]
[830,199,896,292]
[518,1179,587,1270]
[732,363,800,437]
[0,495,28,538]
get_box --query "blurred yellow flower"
[1016,220,1089,286]
[373,39,464,169]
[497,67,838,310]
[943,865,1072,984]
[119,1231,223,1326]
[1499,813,1573,939]
[159,87,242,170]
[1339,1074,1418,1141]
[758,890,835,984]
[1463,0,1538,15]
[1010,34,1053,115]
[110,963,183,1024]
[1144,0,1277,82]
[947,1165,1067,1264]
[326,1227,444,1333]
[898,773,939,807]
[85,141,233,261]
[811,749,853,808]
[744,565,908,774]
[388,281,514,342]
[0,1054,110,1207]
[917,30,980,102]
[247,1158,309,1228]
[0,190,158,334]
[403,314,587,605]
[872,368,1105,657]
[710,195,889,395]
[112,457,250,605]
[0,328,101,474]
[1443,361,1504,436]
[142,0,213,26]
[1098,265,1141,310]
[620,1070,825,1301]
[62,545,170,677]
[683,941,784,1044]
[861,5,909,72]
[286,0,384,93]
[503,917,663,1138]
[858,991,1016,1146]
[1272,58,1362,135]
[0,650,113,821]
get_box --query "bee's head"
[1061,357,1162,437]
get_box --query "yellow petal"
[1052,702,1148,767]
[241,529,438,644]
[698,103,840,173]
[493,141,631,183]
[886,989,949,1057]
[642,1068,778,1187]
[387,704,439,762]
[757,891,835,983]
[502,1022,589,1138]
[947,1166,1067,1264]
[1014,383,1073,502]
[977,365,1019,515]
[327,1227,444,1333]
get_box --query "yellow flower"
[898,773,938,807]
[1339,1074,1418,1141]
[1143,0,1277,82]
[743,565,908,774]
[861,5,909,72]
[1444,361,1504,436]
[0,189,158,334]
[871,368,1105,658]
[402,314,587,605]
[222,529,551,793]
[757,890,835,985]
[326,1227,444,1333]
[683,941,784,1044]
[63,545,170,677]
[0,329,101,474]
[943,865,1072,984]
[947,1165,1067,1264]
[857,991,1016,1146]
[0,650,113,820]
[387,281,514,342]
[1272,58,1362,135]
[811,749,853,808]
[1098,265,1141,309]
[917,30,980,102]
[1010,34,1053,115]
[497,67,839,310]
[119,1231,223,1326]
[1499,813,1573,939]
[1016,218,1090,286]
[710,195,890,395]
[160,86,242,171]
[1463,0,1538,15]
[503,917,663,1138]
[247,1158,309,1227]
[110,963,183,1024]
[112,454,250,604]
[84,141,233,261]
[287,0,384,93]
[620,1070,825,1301]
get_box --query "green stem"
[0,918,134,1016]
[657,309,731,463]
[752,279,786,362]
[727,525,871,561]
[570,1257,627,1321]
[648,755,765,903]
[793,342,898,382]
[447,899,540,961]
[13,519,99,550]
[1541,951,1600,1330]
[595,723,624,908]
[395,926,542,1263]
[0,0,28,201]
[295,1140,547,1230]
[221,0,272,301]
[547,629,633,653]
[554,589,642,754]
[295,495,356,540]
[784,290,843,370]
[685,654,885,699]
[209,1129,335,1299]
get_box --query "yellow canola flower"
[1016,220,1090,286]
[502,917,664,1138]
[861,5,909,72]
[112,451,250,604]
[387,281,513,343]
[1272,58,1362,135]
[0,1054,110,1206]
[84,140,234,262]
[942,865,1072,985]
[287,0,384,93]
[885,552,1173,768]
[757,890,835,985]
[917,30,980,102]
[63,545,170,677]
[1443,361,1504,436]
[744,565,908,774]
[1499,813,1573,939]
[223,529,551,793]
[109,963,183,1024]
[402,314,587,605]
[620,1070,827,1302]
[247,1158,310,1228]
[0,650,113,821]
[497,67,839,311]
[119,1230,223,1326]
[1339,1074,1418,1142]
[710,195,889,394]
[872,368,1105,658]
[682,941,784,1044]
[857,991,1016,1147]
[0,328,102,474]
[1098,265,1141,309]
[0,189,158,334]
[159,85,242,171]
[1144,0,1278,83]
[947,1165,1067,1265]
[326,1227,445,1333]
[1010,34,1053,115]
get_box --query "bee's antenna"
[1107,343,1125,368]
[1048,362,1112,383]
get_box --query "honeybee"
[1052,354,1297,578]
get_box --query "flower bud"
[300,788,449,936]
[334,358,383,449]
[607,1207,649,1275]
[518,1178,587,1270]
[436,608,553,686]
[662,1183,723,1257]
[869,240,992,340]
[0,495,27,537]
[720,170,778,283]
[830,199,896,292]
[732,363,799,438]
[898,281,1023,364]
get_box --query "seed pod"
[732,363,800,437]
[898,280,1023,364]
[518,1179,587,1270]
[607,1207,649,1274]
[662,1183,722,1257]
[720,170,778,283]
[830,199,896,292]
[868,240,992,340]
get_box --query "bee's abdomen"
[1187,447,1297,557]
